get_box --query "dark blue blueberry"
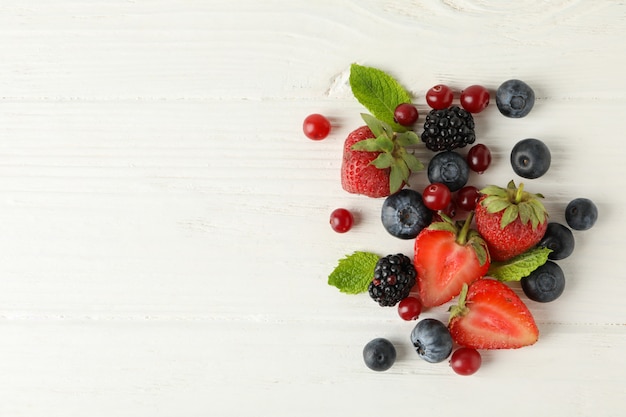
[427,151,469,192]
[363,338,396,371]
[521,261,565,303]
[510,138,551,179]
[565,198,598,231]
[410,318,453,363]
[538,222,575,260]
[381,189,433,239]
[496,79,535,118]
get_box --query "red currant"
[450,347,482,375]
[303,114,331,140]
[426,84,454,110]
[456,186,481,212]
[393,103,419,126]
[441,200,457,219]
[467,144,492,173]
[329,208,354,233]
[423,183,452,211]
[460,85,490,113]
[397,297,422,321]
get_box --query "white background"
[0,1,625,416]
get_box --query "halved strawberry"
[413,213,490,308]
[448,279,539,349]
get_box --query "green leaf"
[480,185,508,197]
[395,131,420,147]
[400,151,424,173]
[351,138,383,152]
[389,165,405,194]
[360,113,387,137]
[488,247,552,282]
[374,135,394,153]
[349,63,411,132]
[370,153,394,169]
[484,197,511,214]
[427,221,458,234]
[500,204,519,228]
[328,251,379,294]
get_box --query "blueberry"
[565,198,598,231]
[521,261,565,303]
[510,138,551,179]
[363,338,396,372]
[381,189,433,239]
[538,222,575,260]
[410,318,453,363]
[427,151,469,192]
[496,79,535,118]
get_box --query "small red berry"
[460,85,490,113]
[423,183,452,211]
[450,347,482,375]
[303,114,331,140]
[329,208,354,233]
[456,186,481,212]
[397,297,422,321]
[426,84,454,110]
[393,103,419,126]
[467,144,492,173]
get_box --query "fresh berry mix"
[302,113,331,140]
[329,208,354,233]
[421,106,476,152]
[368,254,417,307]
[496,79,535,118]
[363,338,396,371]
[320,64,597,373]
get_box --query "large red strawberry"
[475,180,548,261]
[341,114,423,198]
[413,213,490,308]
[448,279,539,349]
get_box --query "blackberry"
[368,254,417,307]
[421,106,476,152]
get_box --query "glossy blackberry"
[368,254,417,307]
[421,106,476,152]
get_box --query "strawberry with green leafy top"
[475,180,548,262]
[448,279,539,349]
[412,213,490,308]
[341,64,424,197]
[342,115,422,197]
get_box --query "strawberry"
[448,279,539,349]
[341,114,423,198]
[475,180,548,262]
[413,213,490,308]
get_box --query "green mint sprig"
[349,63,412,132]
[328,251,379,294]
[488,247,552,282]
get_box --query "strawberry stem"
[455,211,475,246]
[515,182,525,204]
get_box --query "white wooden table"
[0,1,624,416]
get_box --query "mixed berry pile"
[305,64,599,376]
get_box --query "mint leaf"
[349,64,412,132]
[328,251,379,294]
[488,247,552,282]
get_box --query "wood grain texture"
[0,1,625,416]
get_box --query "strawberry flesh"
[448,279,539,349]
[413,226,489,308]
